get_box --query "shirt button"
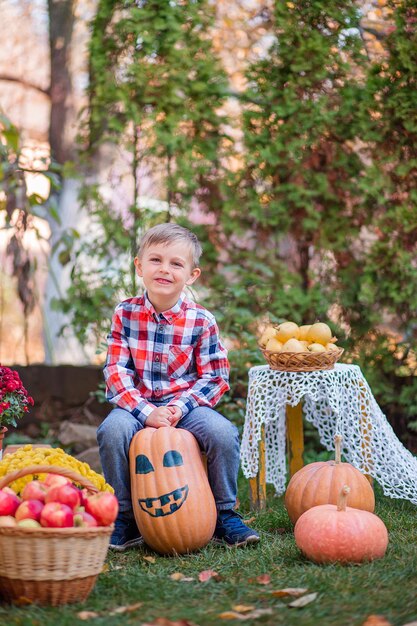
[159,325,164,331]
[155,356,160,362]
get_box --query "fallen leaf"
[255,573,271,585]
[141,617,198,626]
[243,516,256,525]
[101,563,110,573]
[170,572,186,581]
[219,612,244,621]
[288,593,318,608]
[77,611,99,620]
[108,602,143,615]
[219,609,274,621]
[198,569,220,582]
[271,587,308,598]
[363,616,392,626]
[180,577,195,582]
[244,609,274,619]
[143,555,156,564]
[111,565,124,571]
[232,605,255,614]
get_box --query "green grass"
[1,483,417,626]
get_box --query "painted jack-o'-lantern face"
[129,427,216,555]
[135,449,189,517]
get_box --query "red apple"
[79,488,90,508]
[0,488,21,516]
[21,480,48,503]
[74,510,98,528]
[15,499,44,522]
[40,502,74,528]
[43,474,71,488]
[45,484,81,510]
[0,515,17,527]
[84,492,119,526]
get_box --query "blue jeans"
[97,405,240,514]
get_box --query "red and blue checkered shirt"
[104,292,230,424]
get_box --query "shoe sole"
[109,537,144,551]
[212,534,260,548]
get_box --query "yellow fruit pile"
[259,321,340,354]
[0,445,114,495]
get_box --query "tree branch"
[0,74,50,97]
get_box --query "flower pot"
[0,427,7,461]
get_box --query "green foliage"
[55,0,231,347]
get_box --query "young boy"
[97,223,259,550]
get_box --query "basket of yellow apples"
[258,321,343,372]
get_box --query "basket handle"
[0,465,99,494]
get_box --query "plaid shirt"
[104,292,230,424]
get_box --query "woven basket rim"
[0,524,113,538]
[259,346,344,372]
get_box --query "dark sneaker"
[213,510,260,548]
[109,511,144,551]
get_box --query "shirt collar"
[143,291,187,324]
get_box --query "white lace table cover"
[241,363,417,504]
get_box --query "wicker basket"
[0,465,113,606]
[260,346,344,372]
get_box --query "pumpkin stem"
[334,434,343,464]
[337,485,350,511]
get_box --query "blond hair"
[137,223,202,268]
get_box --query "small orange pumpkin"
[284,435,375,524]
[294,485,389,563]
[129,427,217,555]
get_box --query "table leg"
[286,402,304,476]
[249,424,266,511]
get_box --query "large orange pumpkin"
[284,435,375,524]
[294,485,388,564]
[129,427,217,555]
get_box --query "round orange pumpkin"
[294,485,388,564]
[284,435,375,524]
[129,427,217,555]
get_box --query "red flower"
[0,365,34,427]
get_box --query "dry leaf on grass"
[288,593,318,608]
[77,611,99,620]
[254,574,271,585]
[77,603,143,619]
[198,569,221,582]
[108,602,143,615]
[232,605,255,613]
[271,587,308,598]
[142,619,199,626]
[362,616,392,626]
[243,516,256,525]
[170,572,186,581]
[101,563,110,573]
[218,608,274,620]
[144,555,156,564]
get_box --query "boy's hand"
[145,406,176,428]
[167,405,182,427]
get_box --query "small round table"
[240,363,417,509]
